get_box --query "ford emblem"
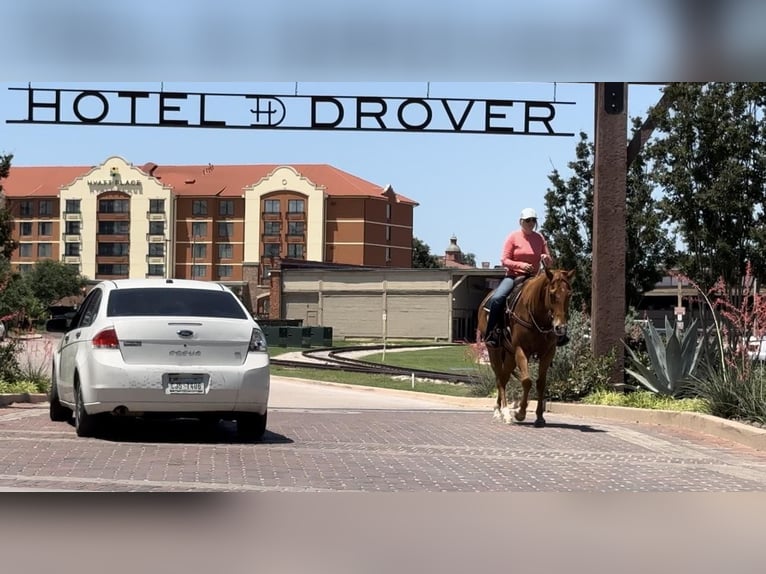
[177,329,194,337]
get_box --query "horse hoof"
[492,408,502,421]
[534,418,546,428]
[513,410,526,422]
[501,407,513,424]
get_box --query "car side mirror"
[46,317,71,333]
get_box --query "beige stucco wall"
[243,166,326,263]
[58,156,173,279]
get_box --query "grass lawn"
[268,342,481,397]
[269,365,476,397]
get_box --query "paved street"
[2,375,766,492]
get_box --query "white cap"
[520,208,538,220]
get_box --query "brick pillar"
[592,83,627,386]
[269,258,282,319]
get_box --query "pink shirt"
[500,229,551,277]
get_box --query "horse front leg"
[513,347,532,422]
[488,348,508,421]
[533,347,556,427]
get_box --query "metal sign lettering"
[6,86,576,137]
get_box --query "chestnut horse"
[477,268,575,426]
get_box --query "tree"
[412,237,439,268]
[541,132,595,312]
[462,252,477,267]
[26,260,87,310]
[646,82,766,294]
[541,130,676,313]
[625,117,678,308]
[0,153,18,261]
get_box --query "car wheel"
[236,411,267,441]
[74,382,100,438]
[48,371,73,422]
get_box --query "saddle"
[499,275,529,334]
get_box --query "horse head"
[544,268,576,338]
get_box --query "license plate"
[166,374,206,394]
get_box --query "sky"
[1,0,763,266]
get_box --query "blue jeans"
[485,277,515,335]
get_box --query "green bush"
[0,337,23,384]
[545,309,616,401]
[0,381,39,394]
[583,389,710,413]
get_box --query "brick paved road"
[2,399,766,492]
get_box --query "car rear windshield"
[107,288,248,319]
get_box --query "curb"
[0,393,48,407]
[3,386,766,452]
[546,402,766,452]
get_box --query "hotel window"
[98,264,129,275]
[64,243,80,256]
[38,243,52,258]
[264,199,280,213]
[264,221,280,235]
[99,199,129,213]
[20,201,33,217]
[192,265,206,278]
[261,265,272,281]
[264,243,280,258]
[288,199,305,213]
[39,200,53,216]
[38,222,53,236]
[219,200,234,216]
[65,221,81,234]
[287,244,304,259]
[148,264,164,276]
[218,244,233,259]
[192,244,207,259]
[386,204,392,220]
[192,222,207,238]
[149,221,164,235]
[99,221,130,235]
[288,221,304,235]
[65,199,81,213]
[218,222,233,238]
[217,265,233,278]
[18,243,32,257]
[98,243,130,256]
[19,222,32,236]
[149,199,165,213]
[386,226,391,241]
[17,264,32,274]
[148,243,165,257]
[192,200,208,216]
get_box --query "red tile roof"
[0,161,418,205]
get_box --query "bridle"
[508,267,571,336]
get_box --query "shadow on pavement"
[68,417,294,445]
[513,421,607,433]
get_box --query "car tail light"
[92,327,120,349]
[248,327,267,353]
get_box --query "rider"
[484,207,567,347]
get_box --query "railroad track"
[270,344,480,385]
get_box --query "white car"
[748,336,766,362]
[46,278,270,440]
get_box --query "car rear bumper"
[80,352,270,416]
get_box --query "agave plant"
[623,316,704,397]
